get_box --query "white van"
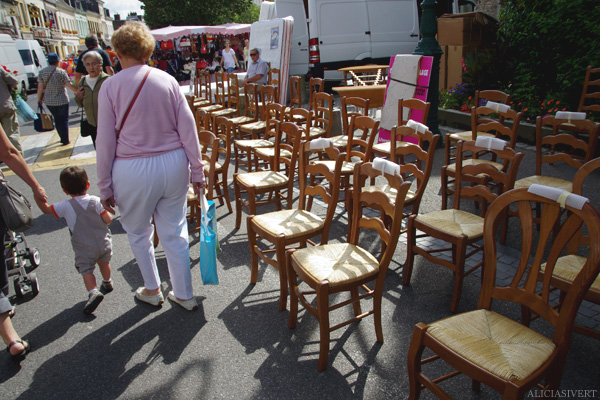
[15,39,47,89]
[0,34,30,99]
[263,0,419,80]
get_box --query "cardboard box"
[437,12,498,46]
[446,45,475,89]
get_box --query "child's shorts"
[75,247,112,275]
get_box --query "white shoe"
[135,287,164,306]
[167,291,198,311]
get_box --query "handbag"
[34,104,54,132]
[0,173,34,232]
[199,189,219,285]
[14,96,38,123]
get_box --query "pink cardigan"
[96,65,204,200]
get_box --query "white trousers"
[112,148,194,299]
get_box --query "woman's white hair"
[82,50,103,64]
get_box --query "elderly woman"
[96,22,206,311]
[75,51,109,147]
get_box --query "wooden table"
[332,84,387,108]
[338,65,389,86]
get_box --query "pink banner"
[378,55,433,144]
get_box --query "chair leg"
[450,240,467,313]
[350,287,362,316]
[287,251,299,329]
[440,168,449,210]
[373,286,384,343]
[275,238,288,311]
[233,175,243,229]
[403,217,417,286]
[316,284,330,371]
[247,218,259,284]
[407,323,427,400]
[221,172,233,213]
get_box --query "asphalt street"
[0,91,599,399]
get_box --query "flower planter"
[438,108,539,145]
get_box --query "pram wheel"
[13,277,24,298]
[29,272,39,295]
[26,248,41,268]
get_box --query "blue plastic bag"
[14,97,38,123]
[199,190,219,285]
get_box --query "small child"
[35,166,113,314]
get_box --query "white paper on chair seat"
[309,137,332,150]
[373,157,400,176]
[475,136,506,150]
[406,119,428,134]
[528,184,588,210]
[555,111,586,121]
[485,101,510,114]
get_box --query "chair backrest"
[197,129,217,168]
[260,84,278,119]
[350,161,411,271]
[288,108,313,139]
[312,92,333,137]
[481,187,600,357]
[263,103,286,142]
[214,70,228,106]
[535,115,600,176]
[298,140,346,243]
[273,122,304,182]
[195,107,210,132]
[473,89,512,124]
[391,125,440,214]
[453,140,524,215]
[244,83,260,120]
[198,69,212,102]
[213,116,232,169]
[578,66,600,114]
[345,115,379,162]
[341,96,370,135]
[573,157,600,195]
[269,67,281,99]
[397,98,431,126]
[471,104,523,149]
[308,77,324,110]
[289,75,302,108]
[227,73,241,112]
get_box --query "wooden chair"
[204,116,233,213]
[238,83,266,140]
[287,161,412,370]
[246,140,346,310]
[233,121,303,229]
[187,68,211,116]
[330,96,370,149]
[288,107,313,140]
[254,104,298,173]
[445,89,512,165]
[441,105,523,209]
[234,102,285,173]
[407,187,600,399]
[578,65,600,115]
[308,77,324,111]
[404,140,524,312]
[371,99,430,159]
[306,92,333,139]
[289,75,302,109]
[368,125,440,235]
[268,67,281,101]
[257,84,278,121]
[531,157,600,341]
[209,72,241,129]
[195,107,210,132]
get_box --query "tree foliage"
[498,0,600,114]
[140,0,254,29]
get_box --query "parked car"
[15,39,47,89]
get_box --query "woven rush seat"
[329,135,348,148]
[239,121,267,133]
[449,130,496,141]
[514,175,573,191]
[211,107,236,117]
[236,171,288,188]
[308,126,326,138]
[371,140,410,154]
[313,160,354,174]
[199,104,223,112]
[427,309,556,381]
[416,209,484,239]
[255,147,292,159]
[445,158,504,173]
[186,186,197,201]
[235,138,273,149]
[229,115,254,125]
[203,161,222,173]
[252,209,324,237]
[290,243,379,287]
[363,184,417,204]
[541,255,600,299]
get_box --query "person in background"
[75,51,110,147]
[105,45,117,66]
[75,34,114,88]
[37,53,78,146]
[243,48,268,86]
[96,21,206,311]
[0,66,22,154]
[243,39,249,70]
[0,124,47,361]
[220,40,239,74]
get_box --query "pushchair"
[5,230,40,297]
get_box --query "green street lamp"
[413,0,443,137]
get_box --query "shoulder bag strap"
[117,68,151,139]
[39,67,57,103]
